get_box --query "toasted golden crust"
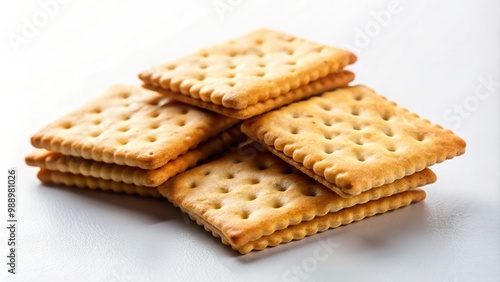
[186,189,426,254]
[158,148,435,250]
[139,29,356,110]
[145,71,354,119]
[30,84,238,169]
[37,169,162,198]
[242,85,466,196]
[26,127,246,187]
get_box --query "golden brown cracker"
[27,127,246,187]
[139,28,356,110]
[146,71,354,119]
[242,85,465,196]
[158,149,435,251]
[30,84,238,169]
[37,169,162,198]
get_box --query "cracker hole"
[258,62,266,68]
[228,50,237,57]
[228,64,237,69]
[147,136,157,143]
[256,163,268,170]
[353,123,361,131]
[240,211,250,220]
[351,107,360,116]
[303,189,318,197]
[355,138,364,146]
[118,126,130,133]
[92,119,102,125]
[90,131,101,138]
[150,112,160,118]
[272,200,283,209]
[387,145,397,152]
[415,133,425,142]
[286,49,294,55]
[213,203,222,210]
[324,147,334,154]
[232,159,242,164]
[91,108,102,114]
[177,120,186,127]
[189,181,198,189]
[227,73,235,79]
[121,93,130,99]
[227,81,236,87]
[324,119,333,127]
[247,194,257,201]
[324,133,334,140]
[353,94,363,101]
[149,123,160,130]
[290,128,299,135]
[322,104,332,111]
[199,64,208,69]
[148,151,154,156]
[275,183,289,192]
[180,108,189,115]
[282,168,293,175]
[249,178,260,185]
[255,38,263,45]
[356,154,366,162]
[61,122,72,129]
[381,112,392,121]
[197,74,206,81]
[255,71,265,77]
[117,139,128,146]
[291,112,300,118]
[203,170,211,176]
[383,128,394,137]
[226,173,235,179]
[258,53,265,58]
[285,61,296,66]
[219,186,229,193]
[166,64,177,70]
[200,52,209,58]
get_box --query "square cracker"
[30,84,239,170]
[187,189,425,254]
[26,127,246,187]
[241,85,466,196]
[37,169,162,198]
[145,70,354,119]
[139,28,356,110]
[158,148,435,253]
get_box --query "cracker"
[26,127,246,187]
[30,84,238,169]
[190,190,425,254]
[158,149,435,252]
[241,85,466,196]
[139,28,356,110]
[145,71,354,119]
[37,169,162,198]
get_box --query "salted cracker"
[30,84,238,170]
[159,149,434,253]
[241,85,466,196]
[146,71,354,119]
[191,190,425,254]
[26,127,246,187]
[139,28,356,110]
[37,169,162,198]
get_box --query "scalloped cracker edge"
[26,127,246,187]
[37,169,162,198]
[145,71,354,119]
[159,148,435,252]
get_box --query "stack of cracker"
[27,29,466,254]
[26,84,244,197]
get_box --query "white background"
[1,0,499,281]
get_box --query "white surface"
[1,0,499,281]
